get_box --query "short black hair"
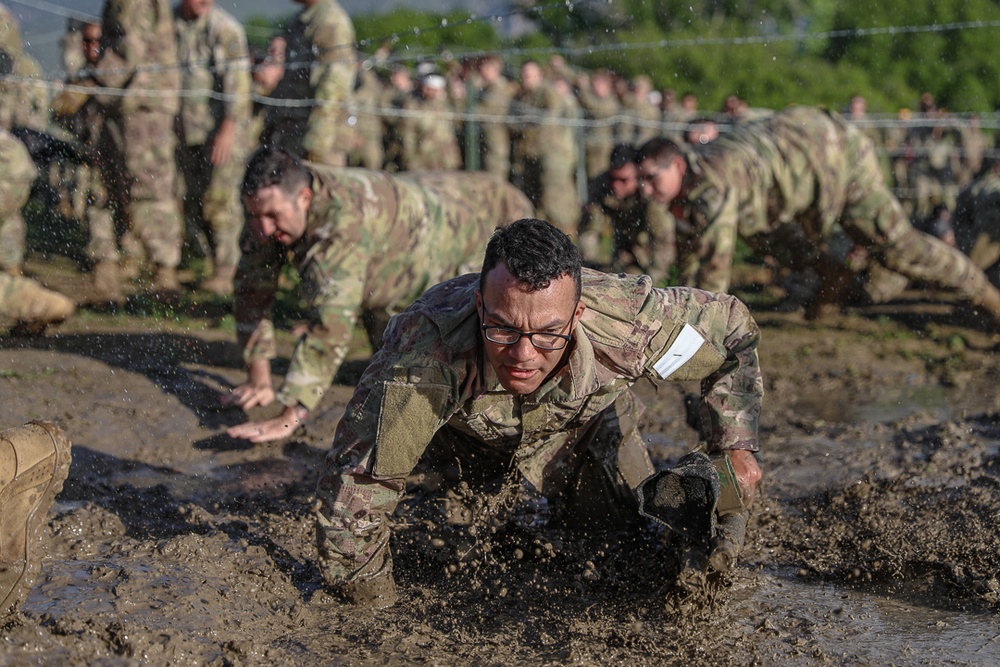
[241,146,313,199]
[639,136,684,165]
[609,143,639,170]
[480,218,582,299]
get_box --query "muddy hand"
[221,382,275,410]
[226,406,303,443]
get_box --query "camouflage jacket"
[174,3,251,147]
[97,0,180,115]
[267,0,355,162]
[954,170,1000,271]
[674,106,871,292]
[316,269,762,581]
[234,167,533,411]
[400,94,461,171]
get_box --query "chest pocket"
[373,368,452,478]
[648,323,726,382]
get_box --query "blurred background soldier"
[93,0,185,292]
[261,0,356,166]
[621,75,660,146]
[474,54,511,180]
[53,19,134,302]
[174,0,252,296]
[576,69,618,179]
[379,62,412,173]
[510,61,579,237]
[400,73,460,171]
[954,148,1000,288]
[345,58,384,170]
[902,93,961,218]
[579,143,675,284]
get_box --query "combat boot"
[152,265,181,292]
[1,276,75,327]
[1,422,72,618]
[200,264,236,297]
[92,261,124,304]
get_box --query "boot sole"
[0,422,72,617]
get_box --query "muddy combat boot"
[1,422,72,619]
[92,261,124,304]
[0,276,76,331]
[200,264,236,297]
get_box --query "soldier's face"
[639,156,685,205]
[82,24,102,64]
[477,262,585,396]
[609,162,638,199]
[243,185,312,247]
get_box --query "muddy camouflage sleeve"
[275,215,370,411]
[683,184,742,294]
[643,287,762,453]
[314,311,458,584]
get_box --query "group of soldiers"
[3,0,1000,620]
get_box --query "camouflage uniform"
[174,2,252,285]
[315,269,763,584]
[235,167,533,413]
[96,0,184,276]
[672,106,1000,311]
[0,128,36,273]
[902,120,961,218]
[621,88,661,146]
[400,92,461,171]
[345,67,384,170]
[262,0,355,166]
[579,171,675,285]
[577,86,619,179]
[475,74,512,179]
[954,170,1000,287]
[511,85,580,236]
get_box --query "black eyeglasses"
[480,310,575,351]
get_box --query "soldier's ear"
[297,186,313,210]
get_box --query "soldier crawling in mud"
[954,148,1000,289]
[222,148,533,442]
[637,105,1000,329]
[314,218,763,607]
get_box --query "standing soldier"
[174,0,252,296]
[222,148,533,442]
[576,69,619,179]
[261,0,356,166]
[510,61,579,237]
[400,74,461,171]
[379,63,412,172]
[94,0,185,292]
[53,19,134,302]
[345,59,385,170]
[637,106,1000,328]
[474,54,512,180]
[621,75,661,146]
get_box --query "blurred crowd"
[0,0,998,327]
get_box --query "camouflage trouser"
[314,391,654,584]
[177,141,246,272]
[0,135,37,272]
[122,109,182,269]
[480,126,510,180]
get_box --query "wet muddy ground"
[2,263,999,666]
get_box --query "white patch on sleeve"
[652,324,706,379]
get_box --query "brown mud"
[2,263,1000,666]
